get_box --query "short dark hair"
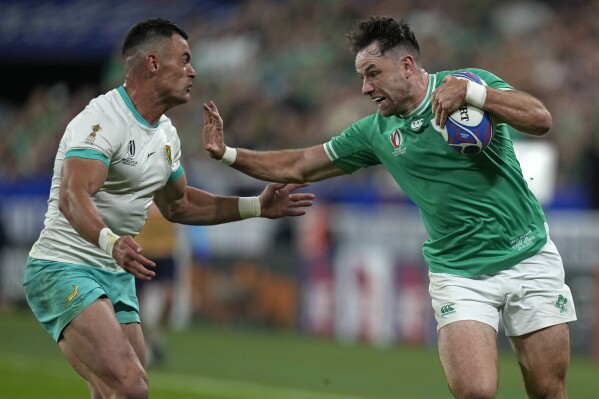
[122,18,188,58]
[346,16,420,61]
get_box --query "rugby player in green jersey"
[24,18,314,399]
[203,16,576,399]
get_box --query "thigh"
[509,323,570,397]
[438,320,498,399]
[429,271,502,333]
[122,321,147,368]
[58,297,146,394]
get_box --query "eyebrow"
[363,64,378,74]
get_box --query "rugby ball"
[442,72,493,155]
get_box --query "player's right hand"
[202,101,226,160]
[112,236,156,280]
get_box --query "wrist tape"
[238,196,261,219]
[465,81,487,109]
[98,227,120,256]
[220,146,237,166]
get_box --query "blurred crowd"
[1,0,598,208]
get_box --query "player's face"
[157,34,197,106]
[355,42,413,117]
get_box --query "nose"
[362,79,373,96]
[188,64,197,79]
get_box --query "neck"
[123,82,165,126]
[400,71,429,117]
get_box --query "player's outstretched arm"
[202,101,345,183]
[153,173,315,225]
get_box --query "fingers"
[266,182,311,194]
[113,237,156,280]
[281,182,310,193]
[202,101,223,129]
[122,256,156,280]
[437,109,448,129]
[288,193,316,202]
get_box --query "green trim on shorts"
[23,257,139,342]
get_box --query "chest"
[109,130,173,192]
[374,115,460,172]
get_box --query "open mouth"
[372,97,386,107]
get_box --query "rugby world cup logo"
[390,128,406,156]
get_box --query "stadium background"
[1,0,599,398]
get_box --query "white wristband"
[220,146,237,166]
[238,196,261,219]
[98,227,120,256]
[465,81,487,109]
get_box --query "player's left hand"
[112,235,156,280]
[431,75,468,128]
[202,101,226,160]
[259,183,315,219]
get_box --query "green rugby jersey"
[324,68,547,277]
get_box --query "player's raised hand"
[202,101,226,160]
[112,236,156,280]
[259,183,315,219]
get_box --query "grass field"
[1,309,598,399]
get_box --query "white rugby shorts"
[429,238,577,336]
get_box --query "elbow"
[535,109,552,136]
[58,190,71,217]
[524,108,552,137]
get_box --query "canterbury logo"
[65,285,79,308]
[410,119,424,129]
[440,304,456,316]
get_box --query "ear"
[401,55,416,72]
[146,54,159,72]
[400,54,417,78]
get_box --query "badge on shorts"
[440,303,456,317]
[555,295,568,314]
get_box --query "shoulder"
[435,68,513,90]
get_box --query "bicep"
[153,173,188,220]
[61,157,108,195]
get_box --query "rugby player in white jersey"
[24,18,314,399]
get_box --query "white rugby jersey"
[30,86,184,271]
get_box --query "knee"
[126,372,149,399]
[114,368,149,399]
[526,379,567,399]
[449,380,497,399]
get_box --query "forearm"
[59,189,106,245]
[483,89,552,136]
[223,145,343,183]
[232,148,308,183]
[160,187,246,225]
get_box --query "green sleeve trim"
[168,165,184,182]
[65,148,109,167]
